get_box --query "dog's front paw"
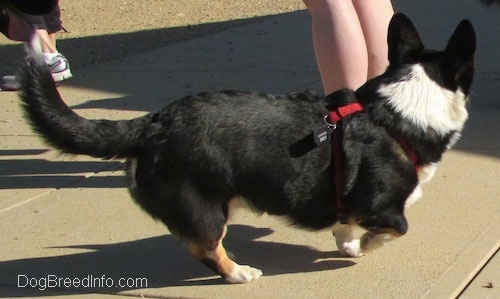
[225,264,263,283]
[337,239,365,257]
[332,222,367,257]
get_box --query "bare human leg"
[303,0,393,94]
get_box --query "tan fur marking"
[189,226,236,277]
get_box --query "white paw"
[338,239,365,257]
[225,264,263,283]
[332,222,368,257]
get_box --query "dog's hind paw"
[226,264,263,283]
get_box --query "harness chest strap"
[328,102,364,223]
[326,97,420,223]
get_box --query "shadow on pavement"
[0,15,277,74]
[0,225,355,297]
[0,149,123,190]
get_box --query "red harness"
[328,101,419,223]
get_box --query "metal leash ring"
[323,115,337,130]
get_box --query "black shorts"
[17,5,62,34]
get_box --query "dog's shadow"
[0,225,354,297]
[224,225,354,276]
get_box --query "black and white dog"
[19,13,475,283]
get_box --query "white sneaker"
[1,54,73,91]
[47,53,73,82]
[1,75,20,91]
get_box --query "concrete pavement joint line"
[422,221,500,299]
[0,169,119,215]
[454,239,500,298]
[457,247,500,298]
[0,190,54,215]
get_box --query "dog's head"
[379,13,475,139]
[332,14,476,257]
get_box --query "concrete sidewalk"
[0,0,498,298]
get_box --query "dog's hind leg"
[189,225,263,283]
[129,158,261,282]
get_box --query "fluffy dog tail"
[18,40,152,159]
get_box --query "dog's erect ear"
[444,20,476,93]
[445,20,476,62]
[387,13,424,64]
